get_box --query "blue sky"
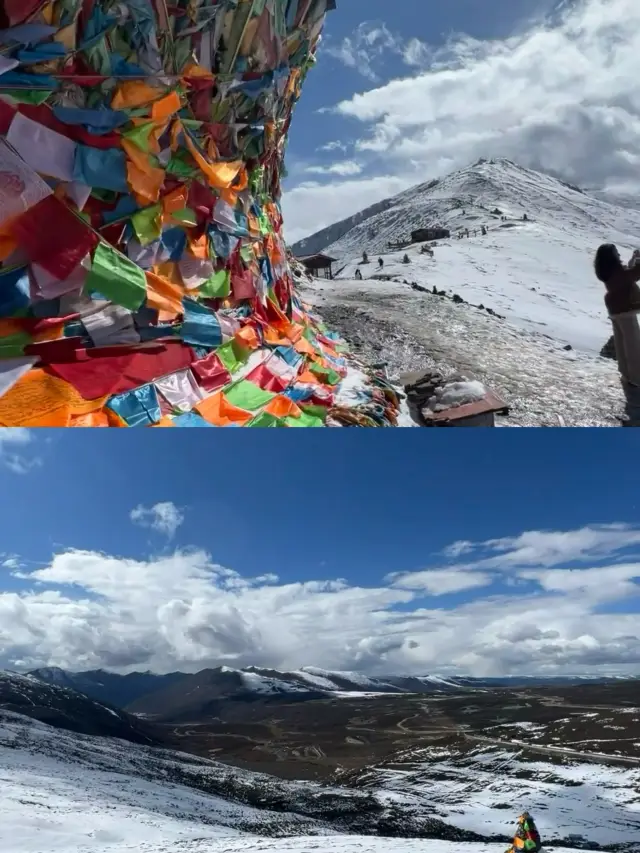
[1,427,640,676]
[281,0,640,242]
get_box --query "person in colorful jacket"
[505,811,542,853]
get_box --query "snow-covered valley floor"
[2,709,638,853]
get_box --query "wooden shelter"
[411,227,450,242]
[297,253,338,280]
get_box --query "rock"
[452,294,464,304]
[563,344,573,351]
[600,335,616,360]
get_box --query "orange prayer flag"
[196,391,252,427]
[265,395,302,420]
[162,186,189,216]
[154,262,184,286]
[234,325,260,351]
[152,416,177,427]
[296,369,321,385]
[187,233,209,259]
[69,411,111,427]
[183,132,243,189]
[32,323,65,344]
[263,326,291,346]
[0,369,108,427]
[232,166,249,192]
[145,270,184,317]
[220,187,238,207]
[182,62,214,80]
[151,90,182,121]
[294,336,316,356]
[112,80,165,110]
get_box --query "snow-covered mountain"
[0,671,158,744]
[0,709,629,853]
[293,159,640,355]
[293,159,640,262]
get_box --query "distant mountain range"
[24,665,638,721]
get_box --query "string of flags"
[0,0,400,428]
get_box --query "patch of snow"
[239,672,308,695]
[426,379,486,412]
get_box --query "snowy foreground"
[0,711,620,853]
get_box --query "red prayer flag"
[12,196,99,280]
[190,351,231,392]
[2,0,43,26]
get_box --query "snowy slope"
[299,159,640,353]
[0,671,157,744]
[347,742,640,849]
[0,710,619,853]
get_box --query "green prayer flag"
[216,340,242,373]
[122,121,157,152]
[166,152,198,178]
[170,208,198,226]
[224,380,275,412]
[300,404,328,422]
[0,331,32,358]
[284,411,324,427]
[240,243,254,264]
[199,269,230,299]
[85,242,147,311]
[311,363,341,386]
[2,89,53,106]
[131,204,162,245]
[247,412,285,427]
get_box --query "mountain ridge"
[291,158,640,262]
[26,665,640,718]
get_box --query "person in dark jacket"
[594,243,640,425]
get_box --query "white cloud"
[318,141,348,153]
[452,524,640,569]
[2,523,640,676]
[130,502,185,539]
[324,22,405,82]
[284,0,640,241]
[388,568,494,595]
[306,161,363,177]
[283,173,411,244]
[0,428,40,475]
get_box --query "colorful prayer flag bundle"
[0,0,398,428]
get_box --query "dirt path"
[305,280,624,427]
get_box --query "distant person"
[378,257,384,269]
[355,268,362,280]
[362,251,369,264]
[505,812,542,853]
[594,243,640,425]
